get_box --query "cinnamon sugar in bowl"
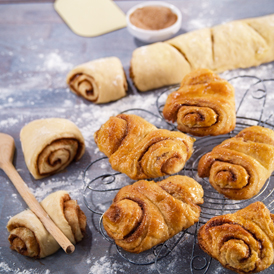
[126,1,182,43]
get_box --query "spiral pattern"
[69,73,97,101]
[66,57,127,104]
[103,175,203,253]
[163,68,236,136]
[198,202,274,274]
[94,114,195,180]
[198,126,274,200]
[38,139,80,177]
[20,118,85,179]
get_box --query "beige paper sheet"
[54,0,127,37]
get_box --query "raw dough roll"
[103,175,203,253]
[163,69,236,136]
[130,42,191,92]
[7,190,86,258]
[66,57,128,103]
[94,114,195,180]
[130,14,274,92]
[198,126,274,200]
[198,202,274,274]
[20,118,85,179]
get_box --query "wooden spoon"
[0,133,75,254]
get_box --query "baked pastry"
[67,57,127,103]
[198,126,274,200]
[103,175,204,253]
[20,118,85,179]
[7,190,86,258]
[130,42,191,92]
[163,68,236,136]
[94,114,195,180]
[198,202,274,274]
[129,14,274,92]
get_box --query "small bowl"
[126,1,182,43]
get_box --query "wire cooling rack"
[83,75,274,274]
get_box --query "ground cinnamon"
[130,6,177,30]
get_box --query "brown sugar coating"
[130,6,177,30]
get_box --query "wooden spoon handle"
[1,162,75,254]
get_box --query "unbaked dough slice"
[130,42,191,92]
[212,20,269,72]
[243,14,274,64]
[67,57,128,104]
[166,28,214,70]
[20,118,85,179]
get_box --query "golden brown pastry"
[20,118,85,179]
[7,191,86,258]
[163,69,236,136]
[130,42,191,92]
[198,202,274,274]
[66,57,127,103]
[129,14,274,92]
[198,126,274,200]
[94,114,195,180]
[103,175,204,253]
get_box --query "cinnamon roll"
[94,114,195,180]
[198,202,274,273]
[198,126,274,200]
[103,175,204,253]
[163,68,236,136]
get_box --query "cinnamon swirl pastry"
[20,118,85,179]
[7,191,86,258]
[67,57,127,104]
[198,126,274,200]
[103,175,204,253]
[94,114,195,180]
[163,68,236,137]
[198,202,274,274]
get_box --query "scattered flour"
[42,52,73,72]
[88,256,131,274]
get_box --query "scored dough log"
[66,57,128,103]
[7,190,87,258]
[20,118,85,179]
[130,42,191,92]
[130,14,274,92]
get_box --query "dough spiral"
[163,68,236,136]
[198,202,274,274]
[198,126,274,199]
[94,114,195,180]
[20,118,85,179]
[103,175,204,253]
[7,191,86,258]
[67,57,127,104]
